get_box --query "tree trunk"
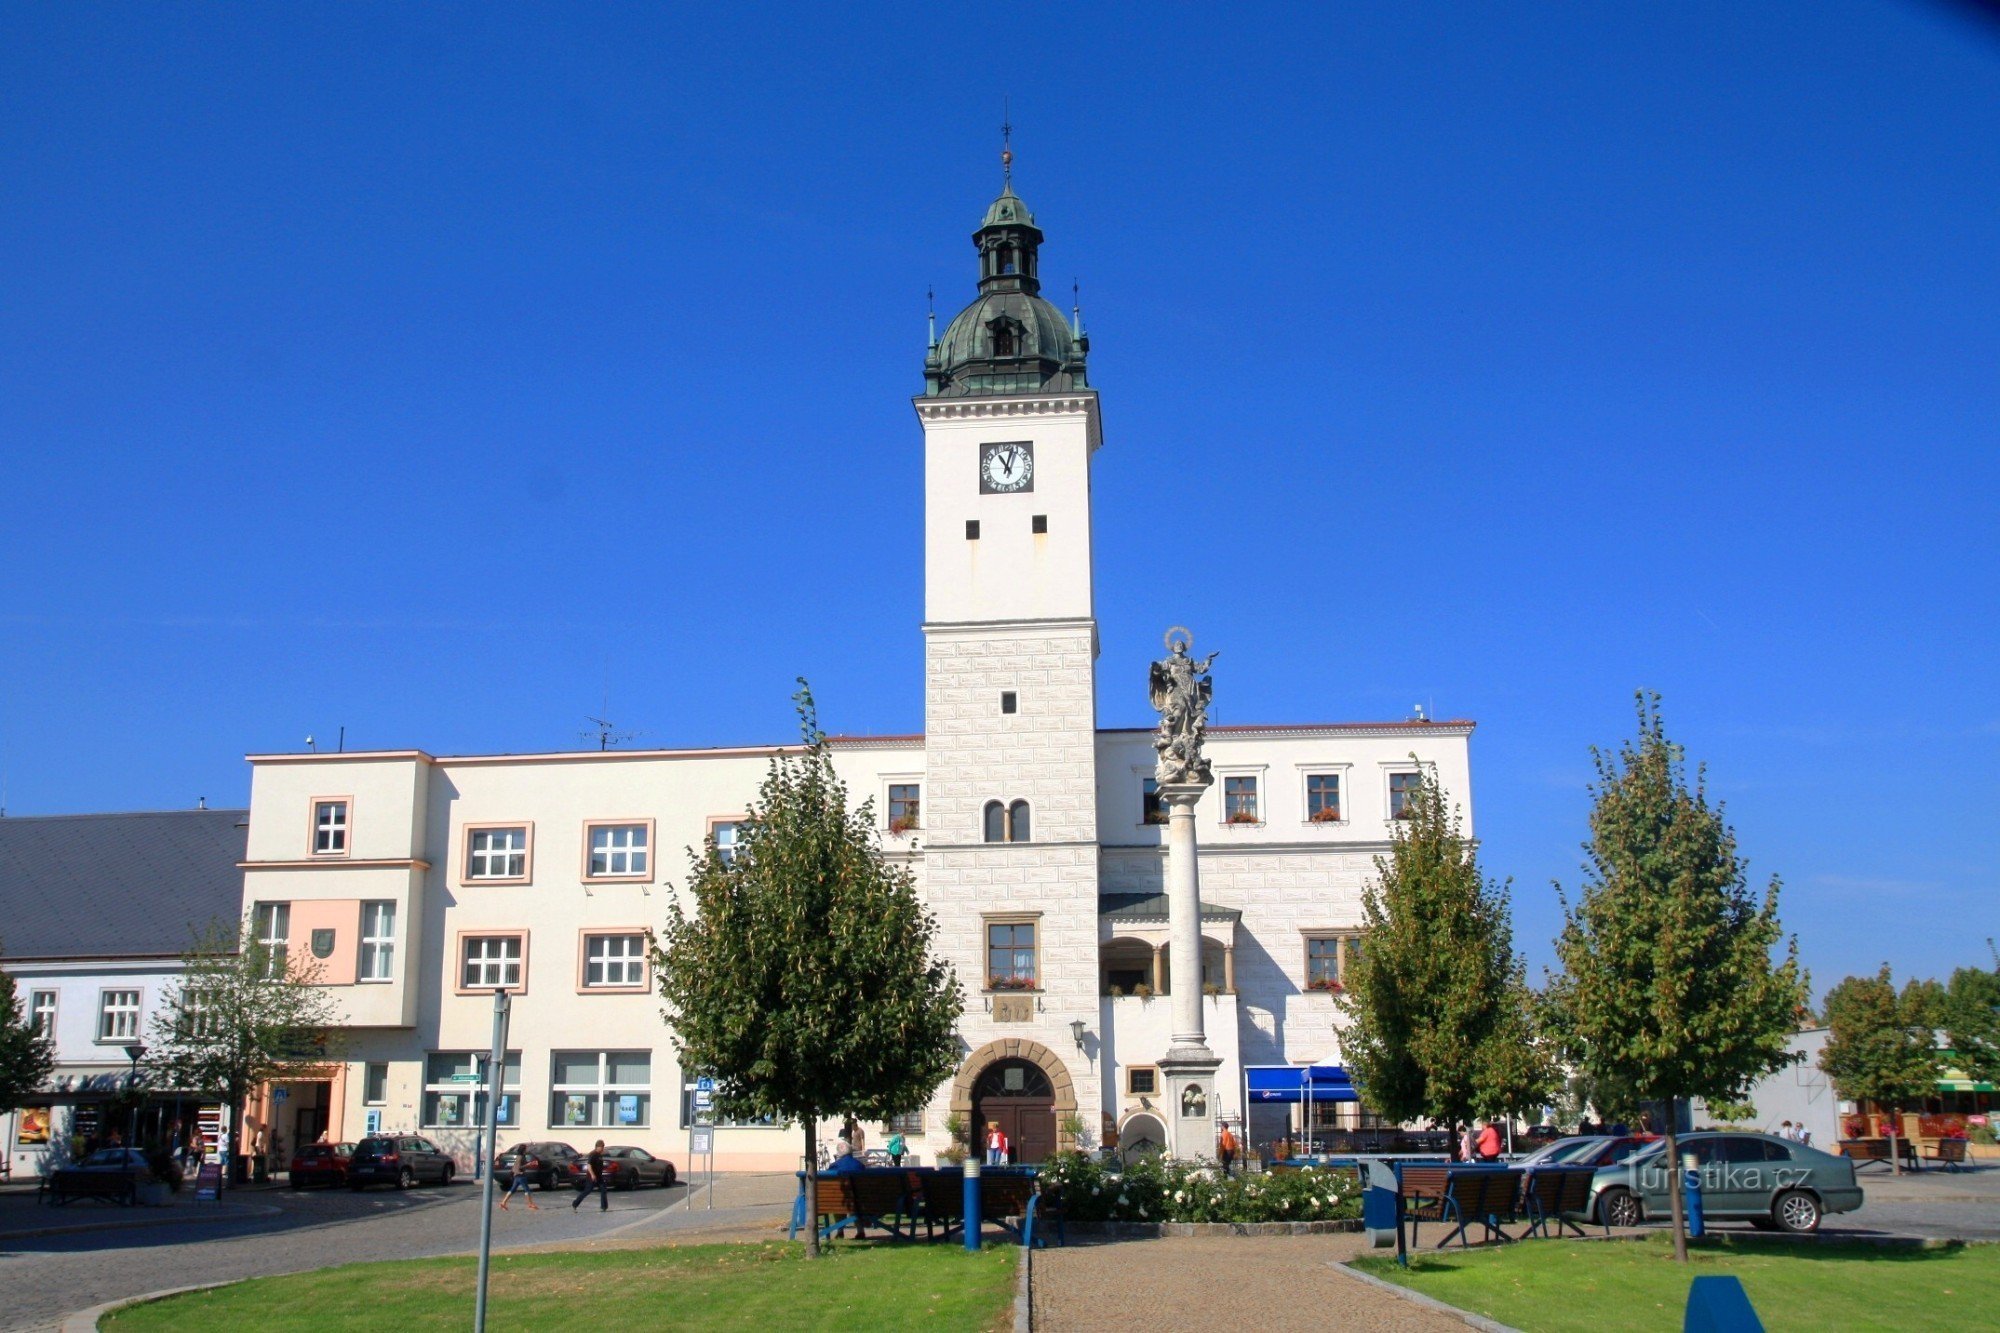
[1887,1104,1901,1176]
[1662,1126,1688,1263]
[802,1114,820,1258]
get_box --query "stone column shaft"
[1162,785,1208,1052]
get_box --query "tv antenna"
[582,715,640,751]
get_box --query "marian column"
[1149,629,1224,1159]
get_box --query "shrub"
[1038,1152,1360,1225]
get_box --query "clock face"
[980,441,1034,494]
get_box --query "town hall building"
[230,173,1475,1173]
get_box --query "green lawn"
[1352,1233,2000,1333]
[106,1241,1019,1332]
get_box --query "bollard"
[1683,1164,1705,1240]
[963,1158,982,1252]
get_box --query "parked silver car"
[1590,1131,1862,1233]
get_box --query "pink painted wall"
[289,899,361,985]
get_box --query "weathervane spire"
[1001,99,1013,186]
[926,285,937,349]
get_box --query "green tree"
[1940,961,2000,1089]
[652,683,963,1256]
[1545,695,1808,1262]
[0,952,57,1115]
[1339,764,1555,1146]
[145,918,346,1184]
[1820,966,1944,1174]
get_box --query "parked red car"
[289,1141,354,1189]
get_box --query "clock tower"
[915,172,1104,1154]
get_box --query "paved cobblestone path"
[0,1172,798,1331]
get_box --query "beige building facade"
[232,179,1474,1174]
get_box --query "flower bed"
[1037,1152,1361,1225]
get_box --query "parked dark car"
[1517,1134,1659,1169]
[44,1148,154,1206]
[347,1135,455,1190]
[495,1141,581,1191]
[289,1141,354,1189]
[1590,1131,1862,1233]
[566,1146,677,1190]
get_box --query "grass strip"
[106,1239,1019,1332]
[1351,1232,2000,1333]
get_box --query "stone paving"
[0,1171,800,1332]
[1033,1233,1463,1332]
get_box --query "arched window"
[998,245,1016,274]
[1008,800,1031,843]
[984,799,1032,843]
[992,323,1018,357]
[984,800,1006,844]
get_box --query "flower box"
[1306,978,1344,994]
[1226,812,1259,825]
[888,816,920,834]
[1309,808,1342,823]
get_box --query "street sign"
[272,1088,289,1102]
[695,1076,716,1092]
[691,1127,713,1155]
[693,1090,713,1111]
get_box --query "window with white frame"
[583,933,647,989]
[710,821,743,867]
[364,1062,389,1106]
[312,799,349,855]
[460,935,524,990]
[175,987,218,1039]
[1141,778,1166,825]
[1223,775,1259,824]
[1389,771,1421,820]
[252,902,290,978]
[98,989,141,1041]
[467,826,529,880]
[359,901,396,981]
[423,1051,520,1129]
[551,1051,652,1128]
[888,784,921,833]
[1306,772,1342,823]
[30,990,56,1038]
[586,823,649,878]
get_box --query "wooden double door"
[973,1059,1057,1164]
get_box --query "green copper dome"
[924,185,1090,398]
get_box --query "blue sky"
[3,2,1995,992]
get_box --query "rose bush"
[1037,1152,1359,1225]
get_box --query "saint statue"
[1149,628,1219,786]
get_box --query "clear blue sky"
[3,3,1995,994]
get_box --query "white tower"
[916,172,1102,1162]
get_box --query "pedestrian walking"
[887,1130,906,1167]
[1217,1122,1239,1177]
[844,1118,866,1155]
[1456,1123,1475,1163]
[499,1146,539,1211]
[985,1123,1002,1166]
[572,1140,609,1212]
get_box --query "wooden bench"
[1518,1167,1602,1239]
[1398,1166,1521,1249]
[1921,1139,1970,1172]
[1838,1139,1915,1172]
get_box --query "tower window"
[966,520,980,540]
[998,246,1017,275]
[982,799,1032,844]
[992,325,1018,357]
[1031,514,1047,534]
[1000,691,1018,714]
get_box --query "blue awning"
[1245,1065,1358,1103]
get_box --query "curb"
[1015,1242,1031,1333]
[1335,1260,1524,1333]
[60,1280,236,1332]
[1061,1218,1363,1239]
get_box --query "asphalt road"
[0,1173,797,1332]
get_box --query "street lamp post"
[122,1043,147,1149]
[473,988,512,1333]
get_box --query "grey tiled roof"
[0,810,248,960]
[1099,892,1241,923]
